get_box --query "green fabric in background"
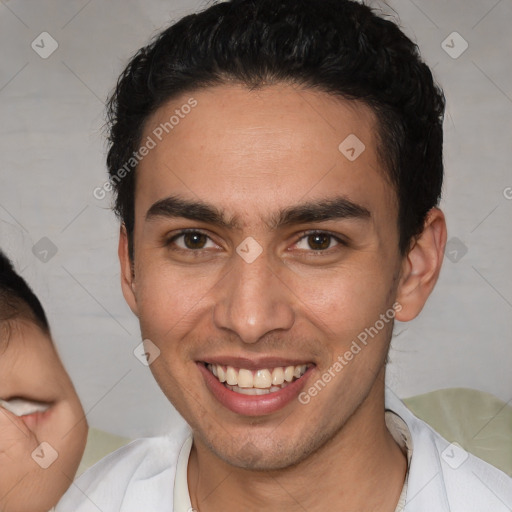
[77,428,130,477]
[404,387,512,477]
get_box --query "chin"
[201,431,313,472]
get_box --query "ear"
[118,224,139,317]
[395,207,447,322]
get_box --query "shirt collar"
[173,389,450,512]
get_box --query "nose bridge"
[212,245,294,344]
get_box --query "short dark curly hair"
[106,0,445,258]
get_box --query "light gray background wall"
[0,0,511,438]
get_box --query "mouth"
[0,398,54,428]
[198,360,315,416]
[0,398,52,417]
[205,362,310,395]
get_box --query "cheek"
[287,260,394,341]
[136,264,204,330]
[36,400,87,467]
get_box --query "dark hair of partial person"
[0,250,49,333]
[105,0,445,258]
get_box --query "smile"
[205,363,310,395]
[198,358,315,415]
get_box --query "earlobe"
[395,208,447,322]
[118,225,139,317]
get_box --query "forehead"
[0,319,52,352]
[137,84,395,226]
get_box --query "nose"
[212,246,295,344]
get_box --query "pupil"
[309,234,330,250]
[184,233,206,249]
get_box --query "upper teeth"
[0,399,50,417]
[207,364,308,389]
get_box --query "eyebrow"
[146,194,371,230]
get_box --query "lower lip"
[20,407,53,430]
[197,362,314,416]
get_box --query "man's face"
[125,84,404,470]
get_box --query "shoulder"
[439,448,512,511]
[429,423,512,511]
[55,422,191,512]
[386,390,512,511]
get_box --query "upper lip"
[200,356,314,370]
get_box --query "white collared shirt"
[56,390,512,511]
[172,410,413,512]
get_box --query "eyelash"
[164,228,347,255]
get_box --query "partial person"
[0,250,88,512]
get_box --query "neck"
[188,374,407,512]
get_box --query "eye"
[293,231,345,252]
[166,229,218,251]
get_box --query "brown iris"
[183,232,208,249]
[307,233,331,250]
